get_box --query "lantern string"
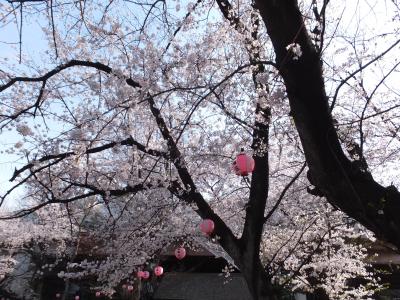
[241,176,251,187]
[169,160,173,201]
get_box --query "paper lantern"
[75,296,80,300]
[137,270,144,278]
[200,219,215,235]
[142,271,150,279]
[232,151,255,176]
[175,247,186,260]
[127,285,134,292]
[95,291,101,297]
[154,266,163,276]
[55,294,61,299]
[122,284,127,289]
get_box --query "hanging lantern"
[142,271,150,279]
[232,150,255,176]
[154,266,164,276]
[174,247,186,260]
[200,219,215,235]
[95,291,101,297]
[122,284,127,289]
[137,270,144,278]
[127,285,134,292]
[75,296,80,300]
[55,294,61,299]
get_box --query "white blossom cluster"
[286,43,303,60]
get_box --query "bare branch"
[9,136,167,182]
[264,162,306,222]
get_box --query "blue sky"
[0,5,48,209]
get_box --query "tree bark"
[236,102,280,300]
[254,0,400,250]
[239,255,280,300]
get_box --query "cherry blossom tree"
[0,0,399,299]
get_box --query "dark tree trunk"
[225,99,280,299]
[254,0,400,251]
[239,256,280,300]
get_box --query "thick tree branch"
[215,0,271,254]
[146,90,244,264]
[255,0,400,250]
[215,3,280,298]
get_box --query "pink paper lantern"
[55,294,61,299]
[142,271,150,279]
[95,291,101,297]
[200,219,215,235]
[232,151,255,176]
[75,296,80,300]
[127,285,134,292]
[175,247,186,260]
[154,266,164,276]
[137,270,144,278]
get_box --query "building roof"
[153,273,252,300]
